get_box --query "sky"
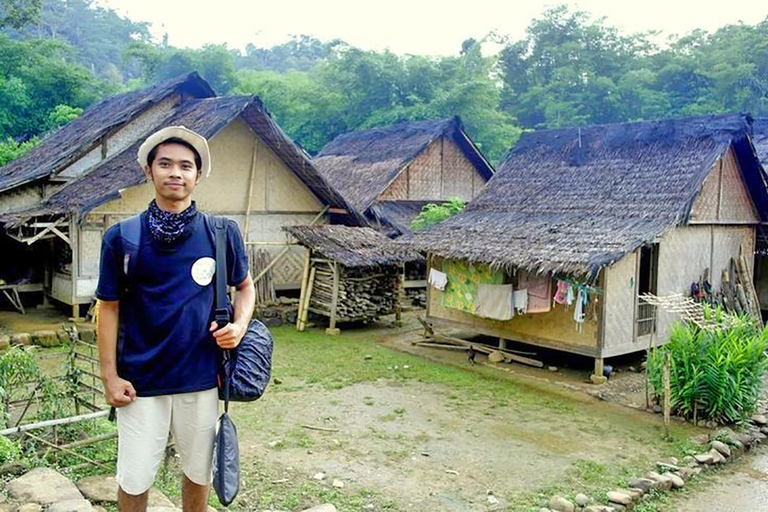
[96,0,767,56]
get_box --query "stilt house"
[313,117,494,237]
[411,114,768,375]
[0,73,361,316]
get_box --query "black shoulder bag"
[211,216,273,507]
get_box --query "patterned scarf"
[147,200,199,244]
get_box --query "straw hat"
[137,126,211,178]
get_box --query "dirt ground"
[222,316,700,511]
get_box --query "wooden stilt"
[296,249,312,330]
[326,262,341,335]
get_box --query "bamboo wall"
[379,138,487,203]
[689,146,759,223]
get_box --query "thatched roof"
[754,118,768,167]
[1,87,365,227]
[0,72,214,193]
[314,117,494,216]
[283,225,423,268]
[410,113,768,278]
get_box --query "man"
[97,126,256,512]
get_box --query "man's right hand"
[103,375,137,407]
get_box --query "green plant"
[647,309,768,424]
[410,197,466,232]
[0,434,21,463]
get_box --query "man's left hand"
[210,321,246,349]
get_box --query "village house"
[0,73,361,316]
[411,114,768,377]
[313,117,494,237]
[751,117,768,308]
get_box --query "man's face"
[144,142,201,203]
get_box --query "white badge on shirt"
[191,257,216,286]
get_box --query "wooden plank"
[426,333,543,367]
[296,249,312,329]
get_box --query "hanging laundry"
[428,268,448,291]
[574,287,590,332]
[513,289,529,314]
[566,285,575,306]
[518,270,552,313]
[476,283,514,321]
[442,259,503,314]
[554,280,569,305]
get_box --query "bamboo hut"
[313,116,494,237]
[0,73,362,316]
[410,113,768,376]
[284,225,423,334]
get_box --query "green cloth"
[442,259,503,314]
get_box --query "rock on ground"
[301,505,338,512]
[48,499,94,512]
[76,476,117,503]
[549,495,575,512]
[7,468,83,505]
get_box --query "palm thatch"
[0,72,214,193]
[1,92,365,227]
[283,225,423,268]
[313,117,493,231]
[410,113,768,278]
[755,118,768,167]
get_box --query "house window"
[637,244,659,337]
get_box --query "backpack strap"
[119,215,142,280]
[212,215,231,327]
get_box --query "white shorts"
[116,388,219,495]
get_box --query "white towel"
[428,268,448,291]
[476,283,514,320]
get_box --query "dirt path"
[673,446,768,511]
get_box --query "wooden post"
[593,358,604,379]
[663,351,671,438]
[296,249,312,329]
[69,216,79,320]
[499,338,508,350]
[326,262,341,335]
[243,138,259,244]
[395,264,404,327]
[297,267,316,332]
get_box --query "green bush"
[410,197,466,232]
[647,310,768,424]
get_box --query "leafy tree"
[0,136,36,166]
[0,0,40,29]
[411,198,466,232]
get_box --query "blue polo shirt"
[96,212,249,397]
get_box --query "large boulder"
[7,468,83,505]
[76,476,117,503]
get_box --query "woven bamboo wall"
[380,169,408,200]
[407,141,442,199]
[442,139,479,201]
[78,229,103,277]
[602,251,638,353]
[92,118,323,215]
[690,147,759,223]
[379,137,488,203]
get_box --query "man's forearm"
[233,273,256,329]
[98,300,120,379]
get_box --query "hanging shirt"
[96,213,249,397]
[513,289,529,314]
[554,280,569,305]
[428,268,448,291]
